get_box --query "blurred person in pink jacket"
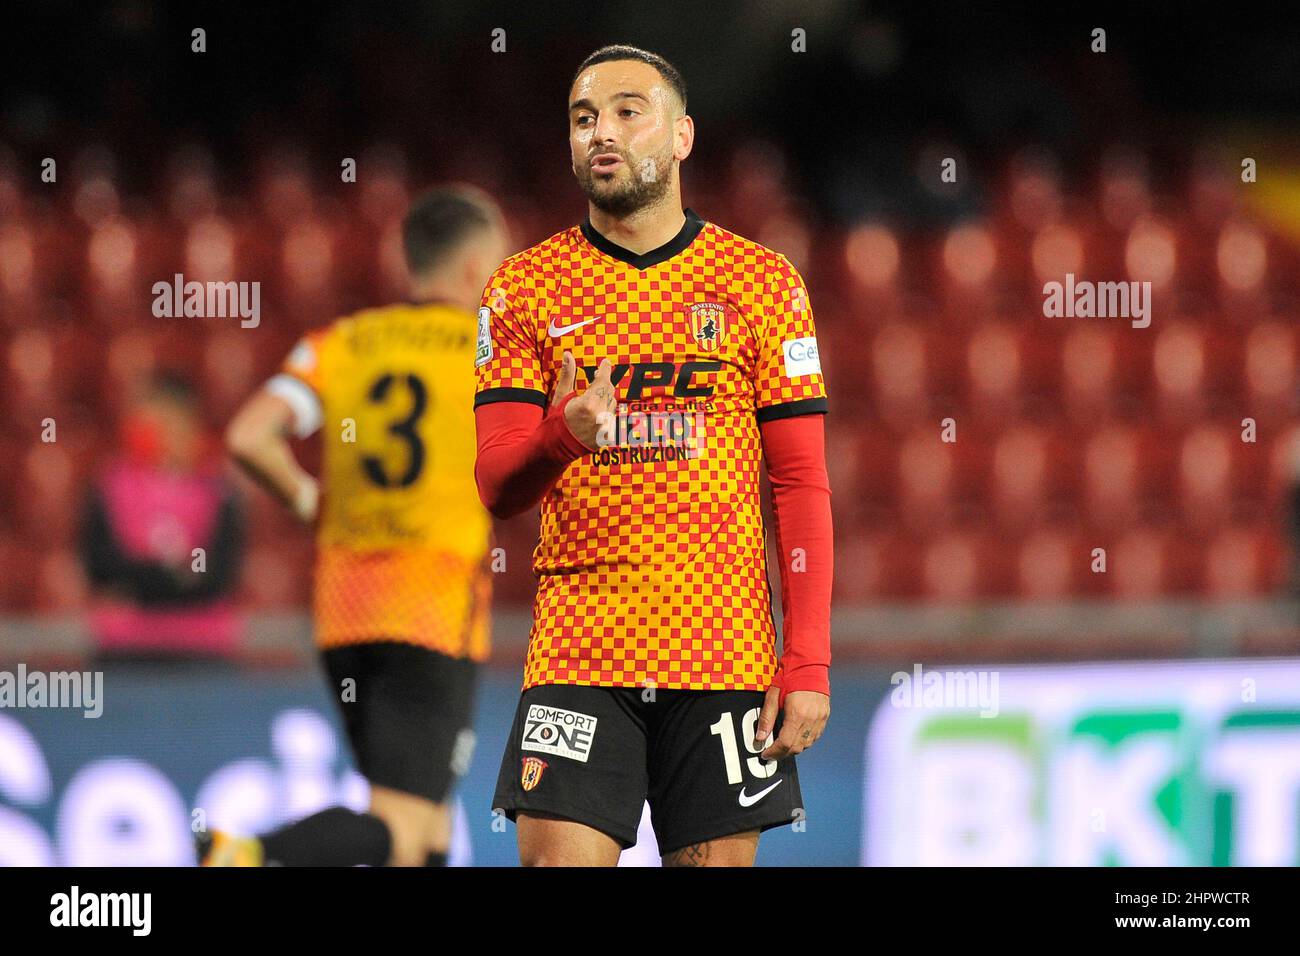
[80,372,246,663]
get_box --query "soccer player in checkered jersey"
[476,45,832,866]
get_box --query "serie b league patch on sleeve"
[475,306,493,367]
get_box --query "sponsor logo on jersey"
[520,756,547,791]
[522,704,598,762]
[475,307,493,367]
[782,336,821,378]
[580,361,720,400]
[686,302,727,352]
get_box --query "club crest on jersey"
[686,302,726,352]
[521,756,548,791]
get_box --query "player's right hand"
[555,351,616,450]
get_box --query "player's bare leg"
[369,785,451,867]
[516,811,622,866]
[662,829,759,867]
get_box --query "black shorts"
[492,684,803,854]
[321,642,478,804]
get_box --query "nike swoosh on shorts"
[737,779,784,807]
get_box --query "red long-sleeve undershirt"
[761,414,833,705]
[473,399,832,706]
[473,394,588,521]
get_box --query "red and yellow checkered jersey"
[474,208,827,691]
[273,302,493,660]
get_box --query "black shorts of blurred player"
[319,641,479,866]
[492,684,803,866]
[201,641,477,867]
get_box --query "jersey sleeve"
[753,254,828,422]
[265,327,330,438]
[474,259,547,409]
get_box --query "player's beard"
[576,145,673,217]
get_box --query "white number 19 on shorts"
[709,708,778,784]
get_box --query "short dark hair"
[572,45,687,112]
[402,186,500,277]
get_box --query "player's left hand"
[755,687,829,760]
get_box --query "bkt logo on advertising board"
[864,660,1300,867]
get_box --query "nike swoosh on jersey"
[737,778,784,807]
[547,315,601,337]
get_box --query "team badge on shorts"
[686,302,727,352]
[521,756,548,791]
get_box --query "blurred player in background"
[204,186,507,866]
[475,46,833,866]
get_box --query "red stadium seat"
[1152,321,1208,421]
[0,222,38,307]
[1266,425,1300,501]
[1015,527,1081,600]
[871,322,930,425]
[1216,220,1270,302]
[202,330,259,421]
[17,441,79,546]
[0,541,41,611]
[1083,424,1143,526]
[991,424,1051,528]
[1203,526,1286,598]
[1245,321,1297,411]
[833,532,895,602]
[1109,527,1171,600]
[921,531,984,602]
[36,547,88,611]
[939,222,999,310]
[184,215,239,284]
[1097,154,1153,233]
[1125,216,1179,292]
[965,321,1024,422]
[844,223,903,299]
[1178,424,1235,529]
[1029,221,1088,289]
[1060,325,1118,421]
[854,427,901,526]
[896,427,955,530]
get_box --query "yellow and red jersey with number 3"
[475,209,827,692]
[279,302,492,660]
